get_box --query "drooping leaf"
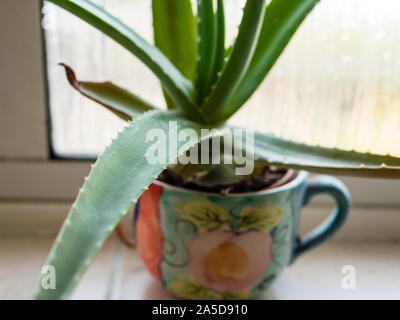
[195,0,217,105]
[227,0,320,117]
[152,0,196,109]
[47,0,205,120]
[230,128,400,178]
[201,0,267,123]
[35,110,220,300]
[59,63,157,121]
[177,200,228,231]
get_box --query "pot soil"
[157,166,297,195]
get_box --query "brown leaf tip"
[58,63,80,89]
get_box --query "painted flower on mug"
[176,200,282,294]
[187,229,273,292]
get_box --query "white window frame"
[0,0,92,202]
[0,0,399,238]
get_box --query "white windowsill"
[1,235,399,300]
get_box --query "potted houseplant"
[36,0,400,300]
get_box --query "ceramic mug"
[135,171,351,299]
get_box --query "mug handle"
[290,175,351,263]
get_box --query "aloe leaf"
[152,0,196,110]
[223,44,233,67]
[47,0,202,120]
[231,128,400,178]
[35,110,220,300]
[60,63,158,121]
[195,0,217,105]
[201,0,267,123]
[209,0,226,87]
[227,0,320,116]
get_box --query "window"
[43,0,244,157]
[44,0,400,158]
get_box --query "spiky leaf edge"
[35,110,221,299]
[201,0,267,123]
[227,0,320,117]
[231,128,400,178]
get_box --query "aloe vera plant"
[36,0,400,299]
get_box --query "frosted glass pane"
[231,0,400,156]
[45,0,164,157]
[45,0,400,158]
[44,0,243,157]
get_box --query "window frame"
[0,0,92,202]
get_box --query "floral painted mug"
[135,171,351,299]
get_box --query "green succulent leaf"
[231,128,400,178]
[195,163,243,186]
[195,0,225,103]
[177,200,228,231]
[201,0,267,123]
[152,0,196,110]
[228,0,320,116]
[35,110,219,300]
[47,0,203,120]
[195,0,217,105]
[59,63,157,121]
[210,0,226,87]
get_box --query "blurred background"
[1,0,400,299]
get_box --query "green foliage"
[152,0,196,109]
[211,0,226,89]
[249,129,400,178]
[195,0,225,105]
[228,0,321,117]
[59,63,157,121]
[35,110,219,299]
[48,0,203,120]
[201,0,267,123]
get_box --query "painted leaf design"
[177,200,228,231]
[169,279,209,300]
[239,206,282,231]
[270,223,290,269]
[218,291,250,300]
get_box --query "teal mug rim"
[153,170,308,197]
